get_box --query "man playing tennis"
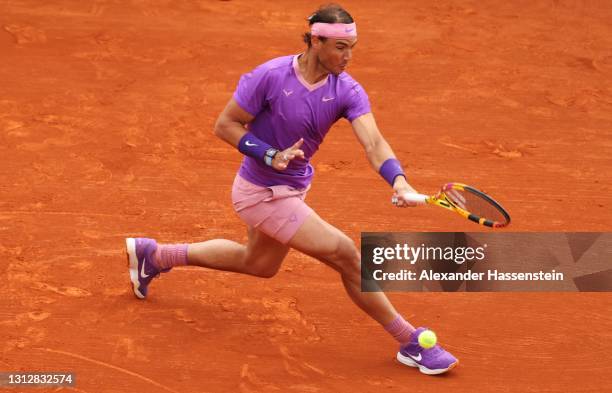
[126,4,457,375]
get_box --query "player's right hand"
[272,138,305,171]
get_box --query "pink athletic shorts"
[231,174,314,244]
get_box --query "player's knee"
[250,267,279,278]
[342,257,361,282]
[243,263,279,278]
[331,238,361,278]
[243,256,282,278]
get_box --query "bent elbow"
[363,138,380,155]
[213,118,225,139]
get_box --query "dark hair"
[302,3,354,47]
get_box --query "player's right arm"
[214,98,255,146]
[213,98,304,170]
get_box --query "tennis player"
[126,4,457,375]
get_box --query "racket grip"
[401,193,428,205]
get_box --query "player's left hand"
[272,138,305,171]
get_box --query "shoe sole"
[126,238,145,299]
[396,352,458,375]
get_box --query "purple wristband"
[379,158,406,186]
[238,132,273,160]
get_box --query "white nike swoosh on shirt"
[245,141,258,147]
[322,97,335,102]
[283,89,293,96]
[141,257,149,278]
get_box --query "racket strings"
[446,188,508,223]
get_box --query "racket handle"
[391,193,428,205]
[401,193,428,205]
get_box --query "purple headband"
[311,22,357,38]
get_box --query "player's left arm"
[351,113,417,207]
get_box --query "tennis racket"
[392,182,511,228]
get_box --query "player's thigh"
[244,225,290,276]
[287,212,359,274]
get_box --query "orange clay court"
[1,1,612,392]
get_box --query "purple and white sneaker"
[397,327,458,375]
[126,238,169,299]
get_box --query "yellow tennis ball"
[418,330,437,349]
